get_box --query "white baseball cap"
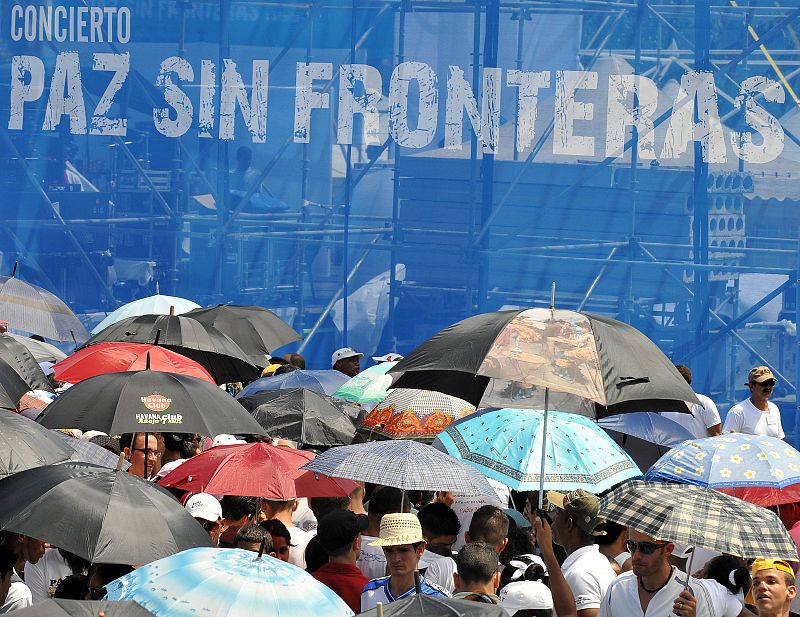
[184,493,222,522]
[211,434,246,447]
[331,347,363,366]
[371,353,403,363]
[499,581,553,614]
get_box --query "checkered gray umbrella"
[599,479,797,559]
[301,440,497,498]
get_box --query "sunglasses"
[751,380,777,388]
[625,540,668,555]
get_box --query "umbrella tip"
[169,305,175,317]
[145,352,151,371]
[155,281,160,295]
[11,261,17,277]
[115,452,125,471]
[256,537,267,560]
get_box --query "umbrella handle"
[376,603,384,617]
[537,390,550,510]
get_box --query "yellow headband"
[751,558,795,577]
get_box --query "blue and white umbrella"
[91,293,201,334]
[598,412,694,447]
[106,547,353,617]
[433,408,641,493]
[237,369,349,398]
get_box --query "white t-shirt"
[562,545,617,611]
[288,525,312,569]
[0,572,31,614]
[723,398,784,439]
[24,549,73,602]
[423,556,458,594]
[599,568,742,617]
[292,498,318,533]
[663,393,722,439]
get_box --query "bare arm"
[533,516,578,617]
[707,423,722,437]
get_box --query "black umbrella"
[389,308,699,418]
[39,370,266,437]
[359,595,505,616]
[186,305,301,367]
[0,410,74,477]
[0,463,213,564]
[238,388,362,447]
[6,600,155,617]
[0,358,50,410]
[0,334,54,393]
[83,314,258,384]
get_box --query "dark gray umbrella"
[0,270,89,343]
[389,308,698,418]
[0,463,213,564]
[82,314,258,384]
[186,305,301,367]
[6,333,67,362]
[238,388,361,447]
[39,370,266,437]
[6,600,155,617]
[358,594,505,616]
[0,334,54,394]
[0,410,74,477]
[0,358,50,410]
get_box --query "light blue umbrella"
[433,408,641,492]
[237,369,349,398]
[106,547,353,617]
[333,361,397,403]
[91,291,201,334]
[598,412,694,447]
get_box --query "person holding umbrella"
[360,513,450,611]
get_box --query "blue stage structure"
[1,0,799,442]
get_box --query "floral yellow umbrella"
[360,388,476,442]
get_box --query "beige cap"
[368,513,424,547]
[748,366,776,384]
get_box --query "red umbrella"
[157,442,321,499]
[295,470,360,498]
[717,485,800,508]
[52,342,215,384]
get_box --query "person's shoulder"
[362,576,390,593]
[608,570,636,589]
[421,578,451,597]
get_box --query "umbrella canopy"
[333,362,397,404]
[598,413,695,447]
[185,305,301,367]
[0,334,53,391]
[644,434,800,506]
[0,463,213,563]
[302,440,498,498]
[6,333,67,362]
[433,408,640,492]
[237,370,349,398]
[599,479,797,559]
[84,314,258,384]
[361,388,476,441]
[105,547,354,617]
[294,470,360,498]
[0,274,90,342]
[238,388,361,447]
[6,600,155,617]
[389,308,698,417]
[53,342,216,384]
[0,357,53,410]
[39,370,265,437]
[359,595,505,616]
[91,293,201,334]
[0,410,74,477]
[53,431,132,470]
[157,442,314,499]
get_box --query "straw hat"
[368,513,424,547]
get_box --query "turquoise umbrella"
[433,408,641,492]
[333,361,397,403]
[106,547,353,617]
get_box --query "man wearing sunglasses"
[598,529,754,617]
[723,366,784,439]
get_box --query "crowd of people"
[0,330,797,617]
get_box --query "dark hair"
[268,357,289,366]
[309,497,350,521]
[418,502,461,541]
[88,563,134,588]
[510,610,552,617]
[283,353,306,369]
[221,496,259,521]
[304,535,328,573]
[0,545,17,577]
[454,542,498,585]
[704,555,750,595]
[499,555,549,591]
[53,574,87,599]
[674,365,692,385]
[88,435,121,456]
[119,433,151,452]
[235,524,272,551]
[163,433,198,458]
[469,505,509,547]
[594,521,625,546]
[58,549,90,575]
[367,486,410,519]
[500,526,536,566]
[260,519,292,545]
[274,364,297,375]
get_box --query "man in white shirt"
[0,545,28,615]
[24,548,73,601]
[260,499,312,569]
[599,529,753,617]
[723,366,784,439]
[663,365,722,438]
[547,490,616,617]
